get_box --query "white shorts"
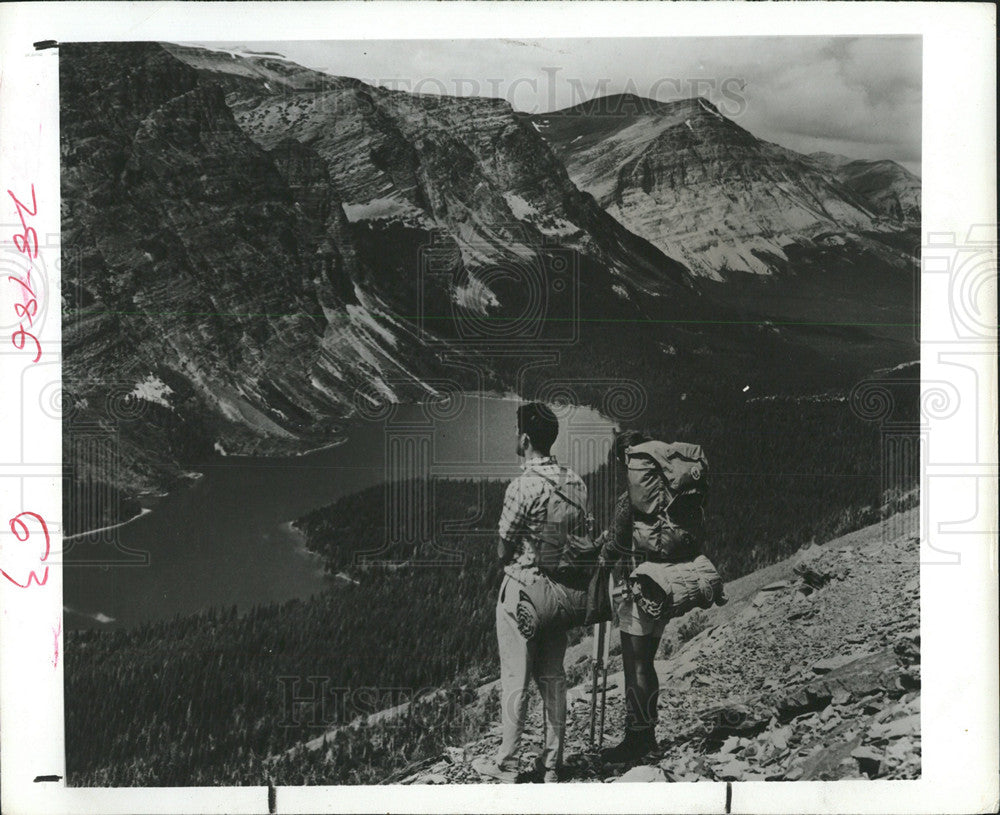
[615,595,667,639]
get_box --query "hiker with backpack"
[472,402,595,784]
[597,430,725,764]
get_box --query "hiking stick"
[590,623,608,752]
[588,621,605,751]
[597,630,608,750]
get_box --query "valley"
[59,41,921,787]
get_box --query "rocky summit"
[395,509,920,784]
[533,95,920,279]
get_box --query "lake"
[62,395,617,628]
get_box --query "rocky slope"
[809,152,921,224]
[394,508,920,784]
[533,94,920,280]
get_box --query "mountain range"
[60,43,919,532]
[530,93,919,279]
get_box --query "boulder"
[893,633,920,666]
[713,758,749,780]
[615,765,667,783]
[445,746,466,763]
[777,685,834,722]
[793,562,833,590]
[417,773,450,784]
[831,687,852,706]
[719,735,741,754]
[701,703,769,739]
[850,745,883,778]
[883,737,917,769]
[869,713,919,741]
[767,726,792,751]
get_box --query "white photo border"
[0,2,996,814]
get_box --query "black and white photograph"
[58,32,926,786]
[0,3,996,814]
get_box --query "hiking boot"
[599,728,658,764]
[530,755,561,783]
[471,756,517,783]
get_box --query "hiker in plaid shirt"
[472,402,585,784]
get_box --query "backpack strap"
[533,470,590,517]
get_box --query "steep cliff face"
[534,95,919,280]
[165,44,694,305]
[60,43,455,527]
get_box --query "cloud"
[727,37,921,171]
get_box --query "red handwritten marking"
[6,184,41,362]
[11,325,41,362]
[2,512,50,589]
[9,185,38,258]
[53,620,62,668]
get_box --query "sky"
[194,36,922,176]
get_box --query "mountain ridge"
[532,93,919,279]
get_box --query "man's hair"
[517,402,559,454]
[613,429,651,464]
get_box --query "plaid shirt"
[498,455,587,583]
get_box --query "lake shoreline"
[63,394,618,628]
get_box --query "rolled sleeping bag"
[629,555,727,621]
[500,573,589,640]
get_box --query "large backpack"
[625,440,708,560]
[534,471,600,585]
[503,472,597,639]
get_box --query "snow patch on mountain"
[342,197,427,225]
[698,97,724,119]
[452,273,500,314]
[346,303,398,348]
[502,192,540,220]
[131,374,174,409]
[503,192,579,237]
